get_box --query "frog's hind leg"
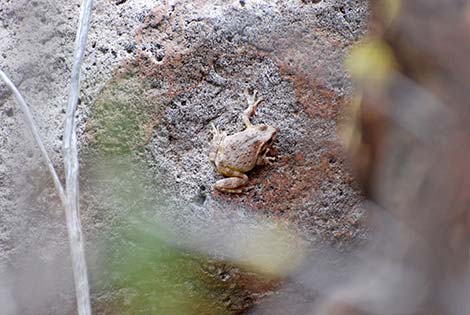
[243,89,264,128]
[214,165,249,194]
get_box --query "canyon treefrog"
[209,90,277,193]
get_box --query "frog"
[209,89,278,193]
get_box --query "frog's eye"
[259,124,267,131]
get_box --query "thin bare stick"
[0,69,67,207]
[63,0,94,314]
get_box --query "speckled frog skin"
[209,90,277,193]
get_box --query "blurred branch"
[0,70,67,206]
[63,0,94,314]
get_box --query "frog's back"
[217,131,260,173]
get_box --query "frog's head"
[255,124,278,151]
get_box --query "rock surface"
[0,0,368,314]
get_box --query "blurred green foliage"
[345,38,397,89]
[102,218,231,315]
[86,73,159,155]
[379,0,401,26]
[85,156,234,314]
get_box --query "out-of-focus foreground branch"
[0,70,67,207]
[0,0,94,314]
[63,0,94,314]
[315,0,470,314]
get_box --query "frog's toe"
[210,123,220,135]
[256,154,276,166]
[244,185,256,192]
[244,88,257,103]
[265,159,275,166]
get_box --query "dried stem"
[0,70,67,207]
[63,0,94,314]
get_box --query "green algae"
[86,72,160,155]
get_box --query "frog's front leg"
[209,123,225,163]
[256,148,276,166]
[243,89,264,128]
[214,164,249,193]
